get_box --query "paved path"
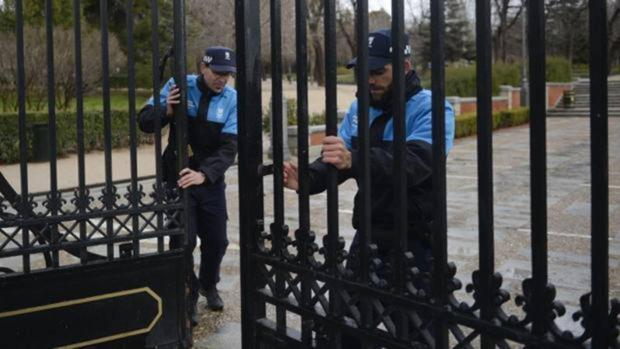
[190,117,620,346]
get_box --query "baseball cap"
[346,28,411,71]
[202,46,236,73]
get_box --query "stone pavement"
[1,117,618,347]
[190,116,620,347]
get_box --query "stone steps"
[547,77,620,117]
[547,108,620,117]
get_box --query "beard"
[370,83,393,105]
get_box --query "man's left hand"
[321,136,352,170]
[177,168,206,188]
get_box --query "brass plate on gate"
[0,287,163,348]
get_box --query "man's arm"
[198,134,238,184]
[322,95,454,187]
[138,79,178,133]
[349,140,433,186]
[283,157,353,194]
[197,99,238,184]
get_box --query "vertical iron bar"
[16,0,30,273]
[150,0,164,253]
[100,0,114,260]
[270,0,287,336]
[475,0,495,347]
[589,0,609,347]
[391,0,408,342]
[126,0,140,257]
[324,0,341,347]
[355,0,372,343]
[73,0,87,264]
[45,0,59,267]
[172,0,189,344]
[520,8,528,108]
[527,0,548,339]
[295,0,310,237]
[295,0,313,345]
[430,0,448,346]
[235,0,263,347]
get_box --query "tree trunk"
[312,34,325,86]
[337,17,356,57]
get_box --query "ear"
[199,62,208,74]
[404,59,412,72]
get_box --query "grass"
[0,90,152,112]
[81,91,152,110]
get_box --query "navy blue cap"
[346,28,411,70]
[202,46,236,73]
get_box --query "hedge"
[2,107,529,163]
[455,108,530,139]
[0,110,153,164]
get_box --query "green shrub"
[492,62,521,88]
[546,56,572,82]
[262,98,298,132]
[423,60,573,97]
[261,103,528,140]
[455,108,529,139]
[262,98,326,131]
[0,110,153,164]
[444,65,477,97]
[337,66,350,75]
[337,72,355,85]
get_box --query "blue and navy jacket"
[138,75,238,185]
[308,75,455,244]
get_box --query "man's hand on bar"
[283,162,299,191]
[321,136,351,170]
[177,168,206,188]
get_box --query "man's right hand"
[283,162,299,191]
[166,85,180,117]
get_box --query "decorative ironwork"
[235,0,619,347]
[1,0,189,346]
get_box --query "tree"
[492,0,524,62]
[545,0,588,64]
[308,0,325,86]
[336,0,356,58]
[0,0,74,31]
[369,8,391,31]
[0,26,125,111]
[414,4,432,69]
[609,0,620,71]
[445,0,475,62]
[82,0,174,64]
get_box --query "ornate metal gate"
[235,0,619,348]
[0,0,190,347]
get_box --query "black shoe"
[202,287,224,311]
[189,304,199,327]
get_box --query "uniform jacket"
[307,71,455,244]
[138,74,238,185]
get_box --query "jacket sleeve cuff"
[349,149,359,177]
[199,167,214,185]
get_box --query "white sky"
[370,0,423,18]
[369,0,476,20]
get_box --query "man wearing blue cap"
[138,46,237,324]
[284,28,455,341]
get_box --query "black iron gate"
[0,0,190,347]
[235,0,619,348]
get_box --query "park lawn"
[81,91,152,111]
[0,90,153,112]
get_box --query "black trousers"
[170,182,229,310]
